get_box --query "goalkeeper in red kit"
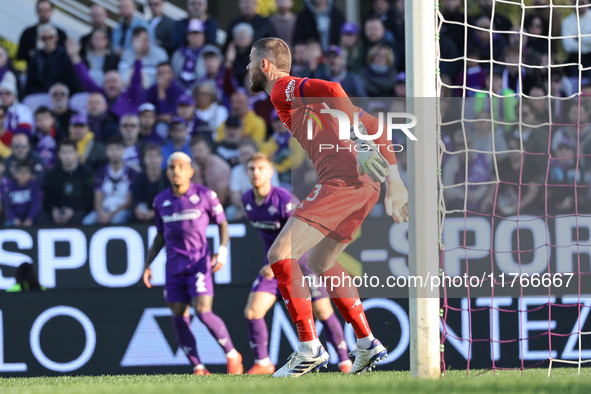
[246,37,408,377]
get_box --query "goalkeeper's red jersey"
[270,76,396,186]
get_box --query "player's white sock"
[193,364,205,371]
[298,338,322,357]
[357,333,375,349]
[226,349,238,358]
[255,357,271,366]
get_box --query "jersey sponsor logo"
[245,204,252,211]
[161,200,171,207]
[9,189,32,204]
[285,79,296,102]
[268,206,278,216]
[249,220,281,230]
[162,209,201,223]
[213,204,224,215]
[189,194,200,204]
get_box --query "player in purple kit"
[242,153,352,374]
[143,151,243,375]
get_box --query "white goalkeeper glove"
[349,122,390,183]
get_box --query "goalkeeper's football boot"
[273,345,329,377]
[349,339,388,374]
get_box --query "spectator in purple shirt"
[4,163,42,227]
[67,37,144,120]
[138,102,167,145]
[32,106,57,170]
[175,94,206,137]
[172,19,207,91]
[144,62,185,123]
[119,114,143,172]
[86,92,120,143]
[83,136,137,225]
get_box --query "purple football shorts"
[164,256,213,303]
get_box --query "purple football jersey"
[154,183,226,275]
[242,186,298,263]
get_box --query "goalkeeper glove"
[349,121,390,183]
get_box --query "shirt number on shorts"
[306,184,322,201]
[195,272,207,293]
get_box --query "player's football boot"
[349,339,388,374]
[193,366,210,375]
[272,345,329,377]
[227,351,244,374]
[338,360,352,373]
[246,362,276,374]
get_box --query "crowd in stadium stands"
[0,0,590,227]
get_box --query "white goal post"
[405,0,441,379]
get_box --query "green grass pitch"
[2,369,591,394]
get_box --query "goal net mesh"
[436,0,591,374]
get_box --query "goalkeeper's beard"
[248,68,267,94]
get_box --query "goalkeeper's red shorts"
[292,179,380,243]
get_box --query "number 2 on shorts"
[195,272,207,293]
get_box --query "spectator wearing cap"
[269,0,297,48]
[0,47,21,102]
[119,27,169,87]
[224,0,277,51]
[26,25,82,95]
[360,44,397,97]
[112,0,154,56]
[87,92,120,143]
[214,116,243,167]
[170,0,218,51]
[83,136,137,225]
[49,83,78,141]
[172,19,207,90]
[32,106,57,171]
[197,45,238,109]
[43,139,94,225]
[194,81,229,132]
[190,136,230,205]
[175,94,206,136]
[119,114,144,172]
[81,28,120,87]
[132,144,170,222]
[145,62,185,122]
[228,139,280,220]
[293,0,345,50]
[148,0,176,56]
[69,113,108,172]
[138,102,167,145]
[216,90,265,147]
[160,116,192,168]
[340,22,364,73]
[1,78,33,138]
[5,133,45,182]
[16,0,67,65]
[68,38,144,120]
[317,45,367,97]
[3,163,42,227]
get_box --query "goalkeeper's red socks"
[271,258,317,342]
[321,262,372,339]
